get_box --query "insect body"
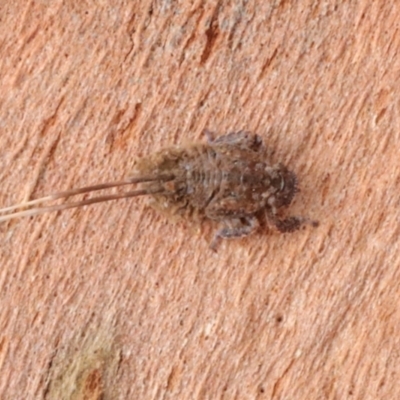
[0,131,316,249]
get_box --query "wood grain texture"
[0,1,399,399]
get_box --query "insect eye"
[271,176,281,189]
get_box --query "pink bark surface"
[0,1,399,399]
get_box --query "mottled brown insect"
[0,131,317,249]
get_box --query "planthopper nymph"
[0,131,317,249]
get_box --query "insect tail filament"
[0,174,176,222]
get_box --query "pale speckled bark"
[0,1,399,399]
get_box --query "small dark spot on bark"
[200,7,220,64]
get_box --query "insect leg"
[203,129,216,142]
[206,130,263,151]
[211,216,259,250]
[267,214,319,233]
